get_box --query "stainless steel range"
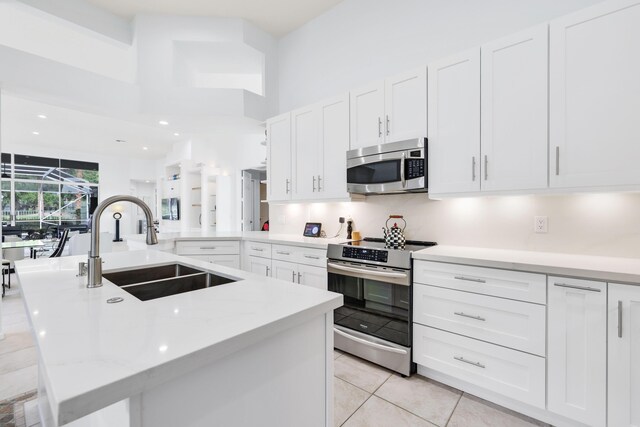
[327,237,437,376]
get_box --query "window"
[1,153,99,232]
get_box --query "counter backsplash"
[268,192,640,258]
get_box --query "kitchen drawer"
[175,240,240,255]
[413,260,546,304]
[414,324,545,408]
[243,241,272,258]
[414,284,546,356]
[185,254,240,270]
[271,244,326,267]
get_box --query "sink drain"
[106,297,124,304]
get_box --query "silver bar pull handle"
[378,117,382,137]
[304,255,321,259]
[286,178,290,194]
[276,251,290,255]
[454,275,486,283]
[454,356,485,369]
[199,246,217,250]
[472,156,476,181]
[555,146,560,176]
[554,283,601,293]
[454,312,486,321]
[251,247,264,252]
[266,266,270,276]
[618,300,623,338]
[317,175,322,191]
[312,176,316,192]
[386,115,390,136]
[292,271,296,282]
[297,272,302,284]
[484,155,488,180]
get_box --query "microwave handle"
[400,152,406,188]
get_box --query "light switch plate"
[534,216,548,233]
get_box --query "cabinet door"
[247,255,271,277]
[428,49,481,195]
[481,25,548,192]
[271,259,297,283]
[608,283,640,427]
[550,1,640,189]
[267,113,292,201]
[547,277,606,426]
[384,67,427,143]
[291,105,319,200]
[318,94,350,199]
[298,264,327,290]
[350,81,385,149]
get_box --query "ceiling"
[1,95,176,160]
[84,0,344,37]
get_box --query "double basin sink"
[103,263,238,301]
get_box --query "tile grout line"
[372,393,439,427]
[338,389,373,427]
[444,392,464,427]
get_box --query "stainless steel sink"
[103,263,238,301]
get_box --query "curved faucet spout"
[87,195,158,288]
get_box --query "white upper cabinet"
[481,25,548,192]
[547,277,606,426]
[350,68,427,150]
[550,0,640,189]
[608,282,640,427]
[318,94,350,199]
[292,105,319,200]
[267,113,292,201]
[350,81,385,149]
[384,67,428,143]
[428,49,481,195]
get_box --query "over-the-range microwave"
[346,138,427,195]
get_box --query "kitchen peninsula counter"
[16,250,342,426]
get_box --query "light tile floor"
[1,277,547,427]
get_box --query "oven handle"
[327,262,408,279]
[334,328,408,355]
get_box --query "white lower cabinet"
[175,240,240,269]
[247,255,271,277]
[271,259,327,290]
[608,283,640,427]
[185,254,240,269]
[413,324,545,408]
[547,277,606,426]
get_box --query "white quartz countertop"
[125,230,348,249]
[413,245,640,284]
[16,250,342,425]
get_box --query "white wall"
[277,0,603,112]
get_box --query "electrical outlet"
[534,216,548,233]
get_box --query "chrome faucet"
[85,195,158,288]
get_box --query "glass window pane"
[61,185,97,224]
[59,159,99,184]
[14,154,60,181]
[2,190,10,223]
[14,182,60,227]
[1,153,11,179]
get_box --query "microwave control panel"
[342,247,388,263]
[405,157,425,180]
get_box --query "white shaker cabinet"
[350,68,427,150]
[317,94,350,199]
[428,49,481,195]
[350,81,385,149]
[267,113,292,201]
[271,259,298,283]
[292,105,319,200]
[481,25,548,192]
[547,277,606,427]
[550,0,640,189]
[384,67,428,143]
[608,283,640,427]
[247,255,271,277]
[297,263,327,290]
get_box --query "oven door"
[346,150,425,194]
[327,261,411,347]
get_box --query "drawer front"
[185,255,240,269]
[176,240,240,255]
[414,324,545,408]
[243,241,272,258]
[293,246,326,267]
[414,284,546,356]
[271,245,298,262]
[414,260,546,304]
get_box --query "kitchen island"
[16,250,342,427]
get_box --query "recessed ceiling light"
[174,133,180,136]
[115,139,126,144]
[143,147,149,150]
[158,120,169,126]
[37,114,47,119]
[32,131,40,135]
